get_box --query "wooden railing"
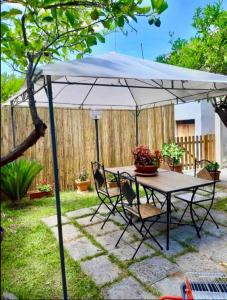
[175,134,215,169]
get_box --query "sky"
[2,0,226,74]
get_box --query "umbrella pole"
[46,75,68,300]
[135,106,139,146]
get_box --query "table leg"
[166,192,171,250]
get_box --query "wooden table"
[105,165,213,250]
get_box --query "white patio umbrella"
[5,52,227,300]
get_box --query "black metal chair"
[143,155,177,210]
[90,161,124,229]
[174,160,219,238]
[115,172,165,259]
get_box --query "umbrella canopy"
[6,52,227,109]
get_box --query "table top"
[105,165,213,193]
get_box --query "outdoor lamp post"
[90,108,101,162]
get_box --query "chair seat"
[126,203,164,219]
[175,192,212,203]
[99,186,121,197]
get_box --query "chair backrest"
[91,161,108,194]
[194,159,217,198]
[161,155,174,171]
[194,159,216,180]
[117,172,142,220]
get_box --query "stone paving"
[42,199,227,299]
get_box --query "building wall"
[174,102,201,135]
[174,101,215,136]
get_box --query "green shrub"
[161,143,185,165]
[0,158,43,204]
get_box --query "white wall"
[201,101,215,134]
[175,102,201,135]
[215,114,227,168]
[174,101,215,136]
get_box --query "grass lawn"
[213,197,227,211]
[1,191,103,300]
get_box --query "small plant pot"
[0,227,4,242]
[170,164,183,173]
[208,170,221,181]
[135,164,158,174]
[75,180,91,192]
[28,190,53,200]
[108,181,119,188]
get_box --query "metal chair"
[143,155,177,210]
[90,161,124,229]
[174,160,219,237]
[115,172,165,259]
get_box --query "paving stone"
[203,221,227,237]
[129,256,179,284]
[42,215,69,227]
[170,225,199,242]
[95,230,135,250]
[80,255,121,286]
[176,252,223,273]
[64,236,102,260]
[51,224,82,242]
[154,272,185,297]
[76,215,103,227]
[65,207,93,219]
[102,277,155,299]
[90,205,110,215]
[146,235,185,257]
[110,241,155,261]
[189,235,227,263]
[85,221,120,236]
[110,213,126,225]
[211,211,227,226]
[215,191,227,198]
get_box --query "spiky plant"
[0,158,43,204]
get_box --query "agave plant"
[0,158,43,204]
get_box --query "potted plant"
[107,173,119,188]
[28,179,53,200]
[205,162,221,180]
[132,145,161,174]
[161,143,185,173]
[75,167,90,192]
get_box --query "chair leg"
[143,221,163,250]
[190,203,201,238]
[115,221,130,248]
[178,203,189,224]
[90,202,102,221]
[132,230,149,259]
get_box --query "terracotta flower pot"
[108,181,119,188]
[170,164,183,173]
[75,180,91,192]
[135,165,158,174]
[28,190,53,200]
[208,170,221,181]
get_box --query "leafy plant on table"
[132,145,161,166]
[161,143,185,165]
[37,179,52,192]
[0,158,42,204]
[77,167,89,182]
[205,161,220,172]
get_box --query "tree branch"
[43,1,104,9]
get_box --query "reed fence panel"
[1,105,174,190]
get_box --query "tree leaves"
[151,0,168,15]
[65,10,75,26]
[42,15,54,22]
[90,9,99,21]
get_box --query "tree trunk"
[0,59,47,167]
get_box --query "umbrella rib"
[124,78,138,107]
[79,78,98,109]
[140,78,186,103]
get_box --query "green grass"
[213,197,227,211]
[1,191,103,300]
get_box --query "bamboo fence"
[1,105,174,190]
